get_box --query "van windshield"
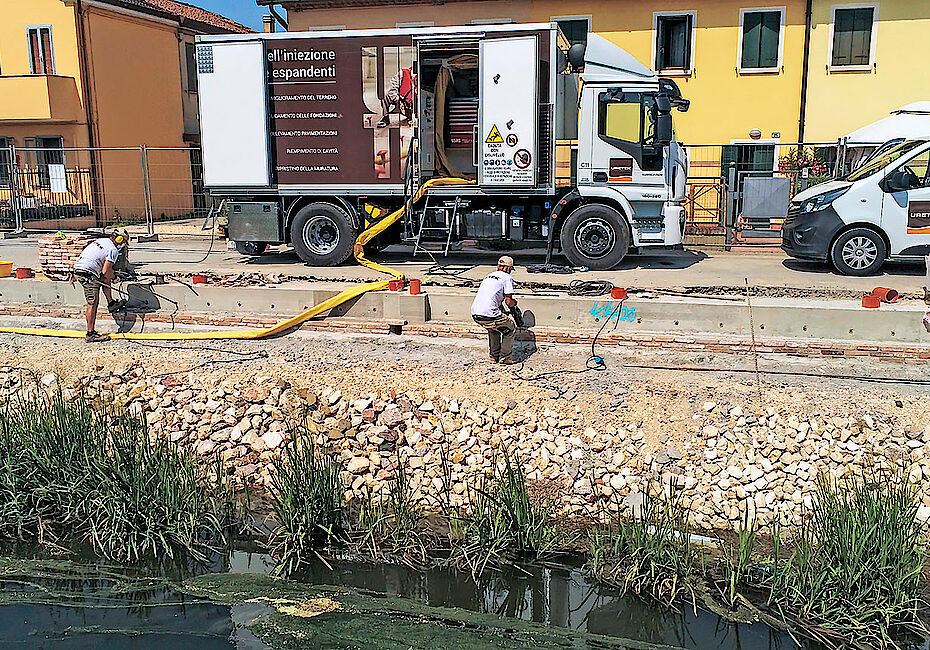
[846,140,926,181]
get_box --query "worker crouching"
[471,255,519,364]
[73,231,123,342]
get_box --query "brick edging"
[1,304,928,363]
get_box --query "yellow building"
[270,0,926,149]
[0,0,250,228]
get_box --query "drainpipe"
[797,0,813,145]
[75,0,106,225]
[268,3,288,30]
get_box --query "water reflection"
[292,558,811,650]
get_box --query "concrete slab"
[2,277,928,345]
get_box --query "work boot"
[85,331,110,343]
[497,357,517,365]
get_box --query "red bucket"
[15,267,33,279]
[610,287,627,300]
[192,274,207,285]
[409,278,421,295]
[871,287,899,303]
[389,278,403,292]
[862,294,881,309]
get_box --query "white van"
[782,139,930,275]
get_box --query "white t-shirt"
[74,238,119,276]
[471,270,515,318]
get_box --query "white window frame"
[469,18,514,24]
[651,11,697,76]
[26,24,56,75]
[729,137,782,172]
[551,14,593,44]
[736,7,786,74]
[827,2,879,71]
[396,21,435,27]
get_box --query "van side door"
[880,147,930,256]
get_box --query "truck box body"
[197,24,560,195]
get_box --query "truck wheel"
[559,204,630,270]
[235,241,268,256]
[290,202,356,266]
[830,228,886,276]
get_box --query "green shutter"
[741,12,762,68]
[759,12,780,68]
[850,8,872,65]
[832,9,853,66]
[833,8,872,66]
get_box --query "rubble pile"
[3,365,929,531]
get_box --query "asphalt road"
[2,235,927,295]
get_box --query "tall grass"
[268,425,345,576]
[0,390,237,563]
[718,506,759,609]
[766,465,928,647]
[452,447,557,576]
[589,479,695,604]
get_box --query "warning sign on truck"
[485,125,504,144]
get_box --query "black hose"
[567,279,614,296]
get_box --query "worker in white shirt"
[73,232,123,342]
[471,255,519,364]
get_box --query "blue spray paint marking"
[590,300,636,323]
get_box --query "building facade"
[0,0,250,227]
[272,0,926,148]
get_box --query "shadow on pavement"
[782,257,927,277]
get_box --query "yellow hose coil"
[0,177,473,341]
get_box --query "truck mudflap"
[544,189,582,263]
[664,204,685,247]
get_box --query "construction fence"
[0,145,207,235]
[1,141,841,244]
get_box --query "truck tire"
[235,241,268,256]
[559,204,630,270]
[290,202,356,266]
[830,227,886,276]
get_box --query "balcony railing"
[0,75,83,122]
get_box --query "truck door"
[197,41,270,188]
[880,146,930,256]
[578,87,665,188]
[478,35,538,188]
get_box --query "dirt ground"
[2,325,928,453]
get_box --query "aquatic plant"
[0,390,237,563]
[589,478,696,604]
[765,464,928,647]
[268,426,346,575]
[452,446,557,575]
[718,505,759,609]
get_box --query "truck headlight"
[798,187,849,213]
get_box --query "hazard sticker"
[506,133,518,147]
[513,149,532,169]
[485,125,504,144]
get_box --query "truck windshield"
[846,140,925,181]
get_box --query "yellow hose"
[0,178,472,341]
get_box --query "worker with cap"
[471,255,519,364]
[73,231,124,342]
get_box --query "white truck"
[195,23,690,270]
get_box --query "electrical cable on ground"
[567,279,614,297]
[524,263,575,274]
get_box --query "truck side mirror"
[883,169,913,193]
[655,112,673,146]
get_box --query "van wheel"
[830,228,886,276]
[560,204,630,270]
[291,202,356,266]
[235,241,268,256]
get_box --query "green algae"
[181,572,684,650]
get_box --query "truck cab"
[783,138,930,275]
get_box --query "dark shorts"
[75,271,101,306]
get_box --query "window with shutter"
[26,26,55,75]
[740,10,782,70]
[185,42,198,92]
[655,14,694,72]
[832,7,874,67]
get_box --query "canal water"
[1,552,925,649]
